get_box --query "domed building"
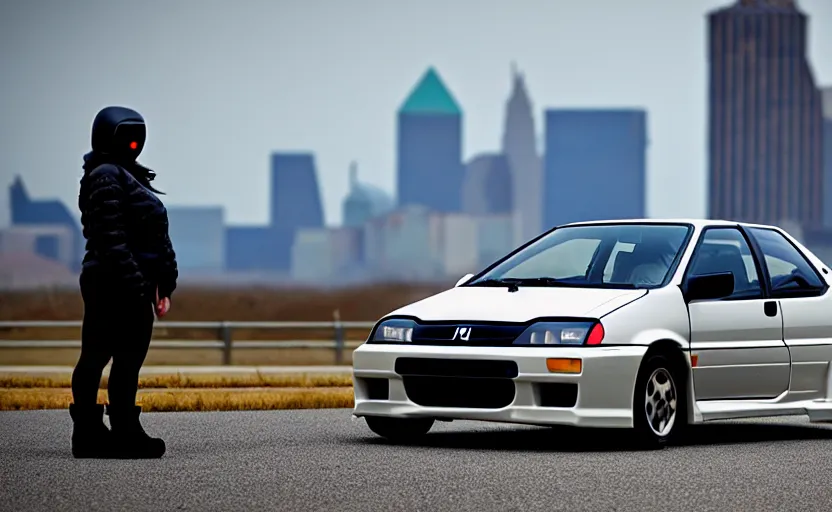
[342,162,394,227]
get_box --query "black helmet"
[90,106,146,160]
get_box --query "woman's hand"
[156,297,171,317]
[155,287,171,317]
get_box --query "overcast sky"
[1,0,831,229]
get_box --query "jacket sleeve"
[157,228,178,300]
[85,165,150,298]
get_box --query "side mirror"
[684,272,734,302]
[455,273,474,287]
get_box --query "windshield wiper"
[469,277,577,290]
[470,277,641,290]
[468,278,520,288]
[503,277,585,288]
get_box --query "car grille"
[396,357,517,409]
[408,322,528,346]
[395,357,519,378]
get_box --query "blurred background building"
[342,162,394,228]
[543,109,648,228]
[166,206,225,275]
[503,65,543,244]
[8,176,83,272]
[461,153,512,216]
[707,0,825,228]
[224,152,324,276]
[224,226,290,274]
[396,68,465,214]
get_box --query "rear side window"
[748,228,826,297]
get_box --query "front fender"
[599,286,690,349]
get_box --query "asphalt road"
[3,410,832,512]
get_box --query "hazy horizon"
[2,0,831,229]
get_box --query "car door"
[746,227,832,401]
[683,227,790,401]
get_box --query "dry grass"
[0,387,355,412]
[0,347,355,366]
[0,371,357,412]
[0,373,353,389]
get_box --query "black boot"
[69,403,113,458]
[106,404,166,459]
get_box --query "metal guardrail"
[0,319,377,365]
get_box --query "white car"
[351,219,832,447]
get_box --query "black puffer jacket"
[79,164,178,300]
[77,106,177,301]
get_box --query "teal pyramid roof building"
[399,67,461,116]
[396,66,464,213]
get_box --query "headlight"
[513,321,605,346]
[370,318,416,343]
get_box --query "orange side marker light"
[546,358,582,374]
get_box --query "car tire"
[364,416,435,442]
[632,353,686,449]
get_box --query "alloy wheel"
[644,367,677,437]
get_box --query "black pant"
[71,279,155,408]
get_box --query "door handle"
[764,301,777,318]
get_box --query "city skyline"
[2,0,831,230]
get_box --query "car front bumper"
[352,343,649,429]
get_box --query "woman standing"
[69,106,178,459]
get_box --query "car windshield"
[467,223,693,290]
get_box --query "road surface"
[2,409,832,511]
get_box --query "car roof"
[558,218,783,231]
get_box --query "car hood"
[385,286,647,323]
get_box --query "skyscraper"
[502,64,543,242]
[271,152,325,230]
[708,0,824,227]
[543,109,647,228]
[396,67,464,213]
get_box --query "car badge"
[452,327,472,341]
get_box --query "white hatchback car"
[351,219,832,447]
